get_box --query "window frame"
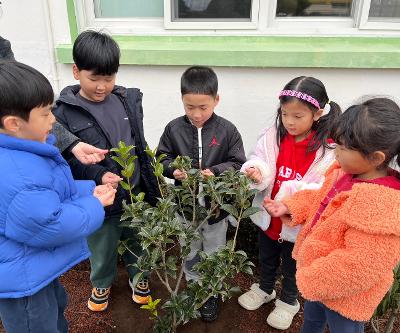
[267,0,357,31]
[74,0,400,34]
[163,0,260,30]
[59,0,400,69]
[359,0,400,30]
[75,0,165,34]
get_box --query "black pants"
[259,230,298,305]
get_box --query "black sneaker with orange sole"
[129,278,151,305]
[87,287,111,312]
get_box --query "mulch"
[1,260,399,333]
[61,261,399,333]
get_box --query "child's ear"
[313,109,324,122]
[214,94,220,106]
[370,151,386,167]
[2,116,21,133]
[72,64,80,80]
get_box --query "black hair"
[73,30,120,75]
[0,36,15,61]
[181,66,218,97]
[333,97,400,168]
[276,76,342,155]
[0,61,53,127]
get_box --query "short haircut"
[181,66,218,97]
[0,61,54,127]
[73,30,120,75]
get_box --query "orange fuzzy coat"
[283,162,400,321]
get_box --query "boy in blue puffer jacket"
[0,61,116,333]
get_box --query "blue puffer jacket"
[0,134,104,298]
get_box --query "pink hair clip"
[279,90,320,109]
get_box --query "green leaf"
[241,207,262,219]
[136,192,145,202]
[166,256,177,271]
[235,250,248,258]
[156,153,167,164]
[242,265,253,276]
[111,156,125,168]
[154,163,164,177]
[120,181,132,191]
[145,149,155,159]
[229,286,241,294]
[125,162,135,179]
[127,155,137,166]
[130,272,144,289]
[117,242,126,255]
[220,204,238,218]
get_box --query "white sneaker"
[267,299,300,330]
[238,283,276,310]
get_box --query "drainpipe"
[42,0,60,93]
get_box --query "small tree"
[371,264,400,333]
[111,142,259,333]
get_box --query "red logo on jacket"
[209,136,220,147]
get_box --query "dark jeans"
[301,301,365,333]
[0,279,68,333]
[259,230,298,305]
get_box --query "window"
[165,0,259,29]
[276,0,354,17]
[359,0,400,30]
[74,0,165,34]
[93,0,163,18]
[75,0,400,33]
[369,0,400,19]
[171,0,252,21]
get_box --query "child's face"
[16,104,55,143]
[281,100,322,141]
[73,65,116,102]
[182,93,219,128]
[335,144,378,177]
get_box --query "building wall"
[1,0,399,152]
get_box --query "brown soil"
[1,261,399,333]
[61,261,399,333]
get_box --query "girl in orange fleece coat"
[264,97,400,333]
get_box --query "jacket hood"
[57,84,128,106]
[0,133,61,160]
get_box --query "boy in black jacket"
[53,30,158,312]
[156,66,246,321]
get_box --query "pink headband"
[279,90,320,109]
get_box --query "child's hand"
[94,184,110,196]
[71,142,108,165]
[263,197,289,217]
[94,184,117,207]
[101,172,123,189]
[173,169,187,180]
[201,169,214,178]
[245,166,262,184]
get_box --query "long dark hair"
[276,76,341,156]
[333,97,400,169]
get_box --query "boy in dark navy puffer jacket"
[53,30,159,312]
